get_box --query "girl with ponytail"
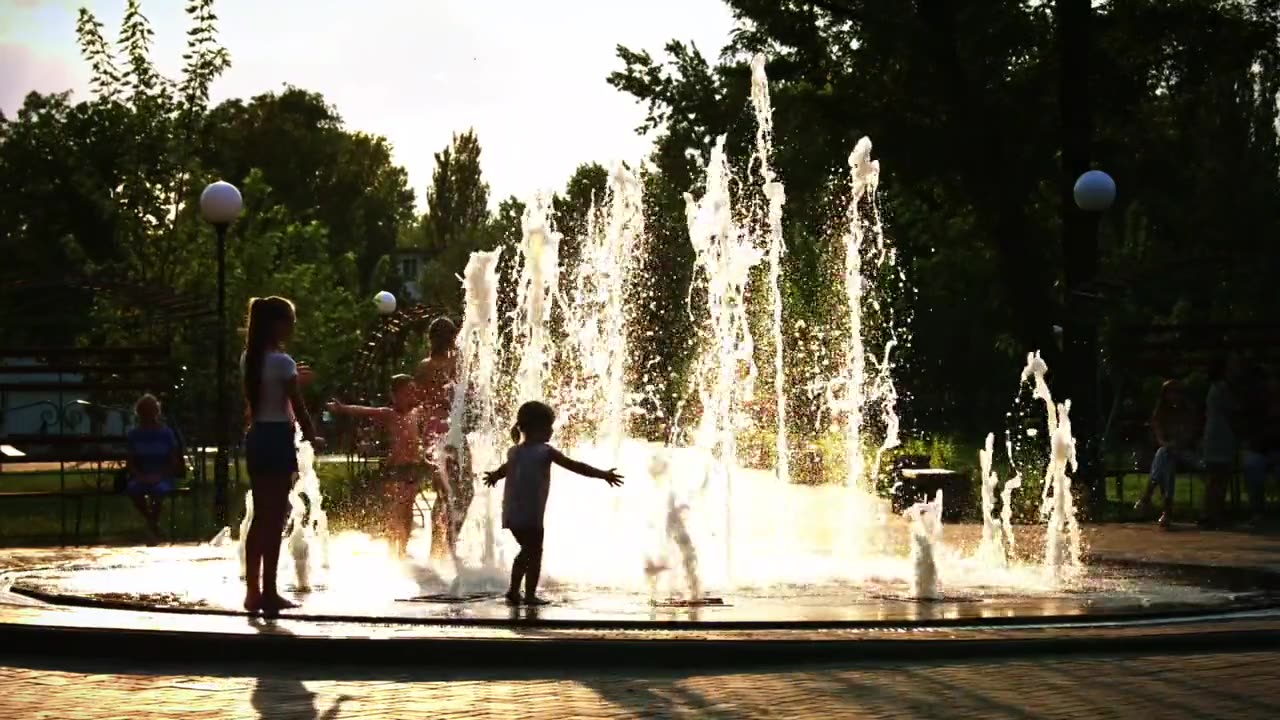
[240,295,321,615]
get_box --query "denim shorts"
[245,421,298,475]
[1150,446,1198,498]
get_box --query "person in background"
[416,317,464,560]
[241,296,323,616]
[327,375,428,559]
[1136,379,1198,528]
[1242,366,1278,526]
[1200,355,1240,529]
[125,394,181,545]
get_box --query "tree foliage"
[0,0,411,434]
[5,0,1279,466]
[404,130,498,310]
[609,0,1280,440]
[422,130,490,253]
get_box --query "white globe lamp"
[200,181,243,225]
[1073,170,1116,213]
[374,291,397,316]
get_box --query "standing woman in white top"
[241,296,322,614]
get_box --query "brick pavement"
[0,649,1277,719]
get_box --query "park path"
[0,649,1277,719]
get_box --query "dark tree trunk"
[914,0,1055,357]
[1056,0,1101,513]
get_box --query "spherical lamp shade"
[374,291,397,315]
[200,181,243,224]
[1073,170,1116,212]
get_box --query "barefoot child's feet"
[259,591,299,614]
[504,591,521,606]
[243,593,262,614]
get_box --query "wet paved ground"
[2,523,1279,718]
[1,648,1277,719]
[4,523,1280,635]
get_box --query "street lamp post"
[1070,169,1116,516]
[200,180,243,527]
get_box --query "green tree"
[422,129,490,252]
[608,0,1280,444]
[411,130,496,310]
[491,194,526,345]
[200,88,415,287]
[553,162,609,276]
[0,0,405,427]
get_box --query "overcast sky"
[1,0,736,209]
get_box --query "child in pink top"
[328,374,433,558]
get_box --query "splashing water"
[515,194,562,404]
[685,135,764,582]
[283,431,329,591]
[209,526,232,547]
[905,490,943,600]
[208,54,1092,607]
[749,53,790,484]
[560,162,644,458]
[826,136,903,554]
[236,490,253,580]
[837,138,878,499]
[999,443,1023,561]
[977,433,1005,567]
[449,249,507,584]
[228,432,328,592]
[643,451,702,603]
[1019,352,1083,579]
[286,496,311,591]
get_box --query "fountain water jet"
[449,249,507,585]
[236,490,253,580]
[219,53,1084,608]
[978,433,1006,566]
[685,135,764,584]
[905,490,943,600]
[828,137,903,556]
[749,53,790,484]
[283,431,329,591]
[515,194,561,404]
[1021,351,1083,579]
[999,448,1023,561]
[559,163,644,458]
[643,452,702,604]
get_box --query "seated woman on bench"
[126,394,182,545]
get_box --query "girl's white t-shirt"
[241,351,297,423]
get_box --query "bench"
[0,346,198,544]
[890,454,975,521]
[1103,322,1280,519]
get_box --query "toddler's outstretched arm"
[326,400,392,420]
[549,449,624,486]
[482,463,508,487]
